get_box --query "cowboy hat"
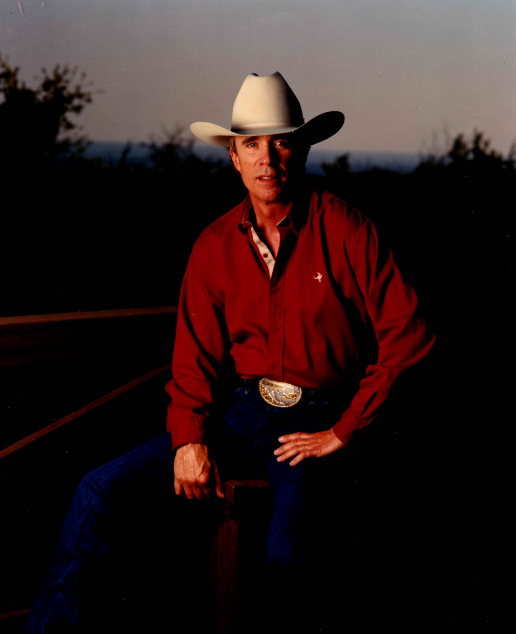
[190,72,344,148]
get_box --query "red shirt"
[166,188,434,450]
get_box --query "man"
[171,71,432,504]
[26,72,434,633]
[169,72,434,629]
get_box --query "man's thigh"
[87,432,175,498]
[210,385,344,475]
[85,431,224,532]
[212,388,345,551]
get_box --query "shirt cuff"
[167,411,207,452]
[332,407,366,443]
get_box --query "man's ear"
[230,147,242,174]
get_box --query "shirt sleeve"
[165,244,228,451]
[332,215,435,442]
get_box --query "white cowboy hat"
[190,72,344,148]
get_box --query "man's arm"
[275,211,435,465]
[166,242,228,448]
[166,241,229,497]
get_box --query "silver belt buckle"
[258,378,302,408]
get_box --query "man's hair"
[228,136,238,172]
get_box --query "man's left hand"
[274,428,350,466]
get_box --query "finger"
[275,437,313,456]
[197,471,210,488]
[174,480,184,496]
[213,461,225,498]
[199,462,215,497]
[277,446,314,462]
[192,484,204,501]
[278,432,311,443]
[289,452,308,466]
[183,483,195,500]
[274,441,307,456]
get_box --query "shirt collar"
[238,193,306,237]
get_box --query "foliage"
[0,53,94,170]
[321,153,350,179]
[321,153,350,182]
[418,129,516,174]
[143,125,195,173]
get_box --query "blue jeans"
[25,385,346,633]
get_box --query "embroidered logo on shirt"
[314,272,323,283]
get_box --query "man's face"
[230,134,307,206]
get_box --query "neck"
[250,195,293,230]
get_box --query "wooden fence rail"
[0,306,178,330]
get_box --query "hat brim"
[190,111,344,148]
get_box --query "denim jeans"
[25,385,347,633]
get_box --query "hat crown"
[231,72,304,133]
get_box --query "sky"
[1,0,515,155]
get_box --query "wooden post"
[210,479,270,634]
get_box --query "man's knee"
[74,447,154,514]
[74,467,113,515]
[74,457,136,519]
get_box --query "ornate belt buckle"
[258,378,302,408]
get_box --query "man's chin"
[256,182,298,203]
[253,186,284,203]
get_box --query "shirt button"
[273,287,279,293]
[271,364,277,370]
[263,253,268,258]
[274,327,280,332]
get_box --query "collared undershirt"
[241,208,286,278]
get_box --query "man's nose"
[260,142,278,166]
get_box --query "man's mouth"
[257,175,279,182]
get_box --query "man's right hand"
[174,443,225,500]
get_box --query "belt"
[240,378,334,408]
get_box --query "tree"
[418,129,516,174]
[0,54,94,171]
[143,125,195,174]
[322,153,350,180]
